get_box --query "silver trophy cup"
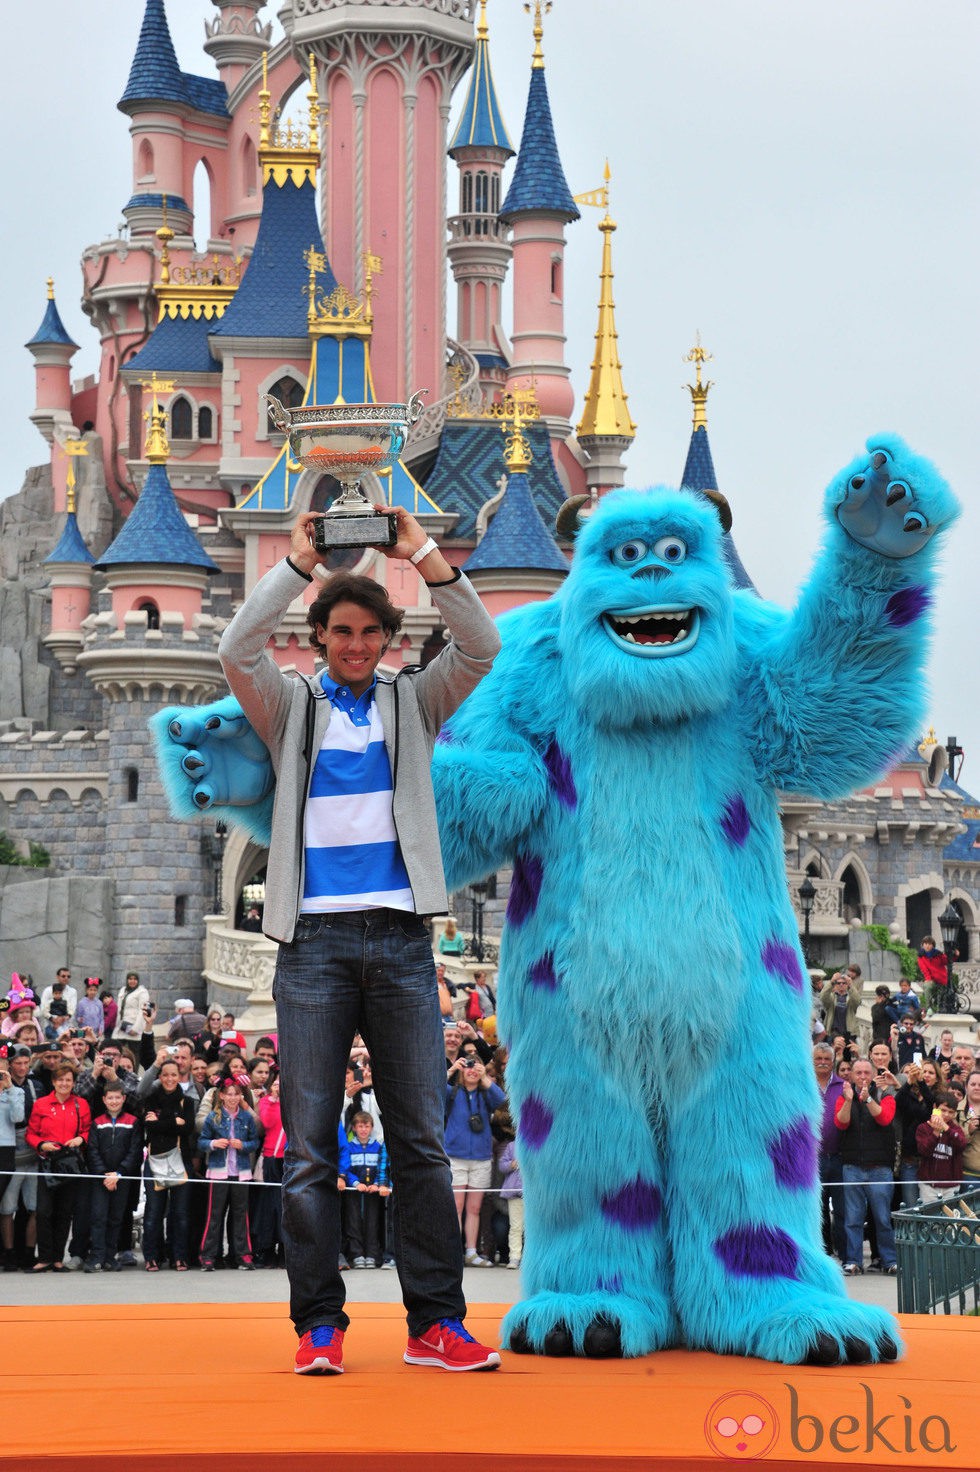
[265,392,427,550]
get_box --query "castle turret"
[499,1,579,437]
[575,165,635,494]
[204,0,272,93]
[25,280,79,444]
[447,0,514,400]
[43,442,95,674]
[679,342,755,592]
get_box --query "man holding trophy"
[219,492,501,1377]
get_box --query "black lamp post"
[469,879,489,963]
[798,875,816,969]
[201,820,228,914]
[938,900,961,1014]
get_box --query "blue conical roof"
[449,30,514,155]
[463,470,568,574]
[119,0,228,118]
[680,424,756,593]
[26,294,78,350]
[45,512,94,566]
[94,463,218,572]
[500,67,578,222]
[212,174,336,340]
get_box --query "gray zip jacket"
[218,558,500,942]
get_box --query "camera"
[166,1045,179,1056]
[462,1056,477,1069]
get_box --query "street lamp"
[201,820,228,914]
[469,879,489,962]
[798,875,816,969]
[938,900,961,1014]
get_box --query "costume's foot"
[404,1318,500,1371]
[684,1289,903,1365]
[804,1330,900,1366]
[295,1326,345,1375]
[502,1289,677,1359]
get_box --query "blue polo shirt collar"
[319,670,377,726]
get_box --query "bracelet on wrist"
[409,536,438,566]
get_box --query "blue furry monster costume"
[431,435,959,1367]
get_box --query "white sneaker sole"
[294,1360,344,1375]
[403,1350,501,1371]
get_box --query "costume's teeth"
[673,627,687,642]
[625,631,637,643]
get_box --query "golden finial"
[502,395,533,474]
[47,277,55,300]
[524,0,551,68]
[363,251,382,326]
[259,50,271,150]
[155,194,174,286]
[683,336,714,431]
[62,438,88,517]
[307,54,320,153]
[138,374,175,464]
[477,0,489,40]
[575,164,636,442]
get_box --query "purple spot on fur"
[435,726,453,746]
[768,1117,817,1190]
[544,739,577,810]
[886,584,930,629]
[761,938,804,994]
[601,1178,662,1231]
[529,952,559,990]
[715,1225,799,1280]
[519,1094,553,1150]
[507,852,543,926]
[720,793,750,847]
[596,1274,623,1295]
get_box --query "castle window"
[137,138,154,182]
[198,405,214,439]
[491,174,500,213]
[462,172,473,213]
[138,600,160,631]
[475,171,489,213]
[266,376,304,433]
[550,257,562,298]
[174,895,187,928]
[125,768,139,803]
[171,397,193,440]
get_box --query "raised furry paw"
[834,437,957,559]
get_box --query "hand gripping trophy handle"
[264,394,291,434]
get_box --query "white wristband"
[409,537,438,566]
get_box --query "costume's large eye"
[653,536,686,564]
[610,539,647,567]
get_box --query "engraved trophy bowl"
[265,391,427,550]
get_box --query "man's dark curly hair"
[307,573,404,658]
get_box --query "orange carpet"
[2,1304,977,1471]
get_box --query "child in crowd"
[916,1093,967,1203]
[198,1078,260,1270]
[498,1135,524,1270]
[85,1084,142,1272]
[342,1111,389,1268]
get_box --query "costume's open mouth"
[602,606,701,657]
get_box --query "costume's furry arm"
[432,603,556,889]
[744,434,959,798]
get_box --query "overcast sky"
[4,1,977,785]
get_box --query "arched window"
[125,768,139,802]
[474,171,489,213]
[137,138,154,181]
[171,397,193,439]
[266,376,304,432]
[138,600,160,631]
[461,173,473,213]
[550,257,562,298]
[192,159,212,254]
[241,136,258,198]
[840,865,863,924]
[198,405,214,439]
[491,174,500,213]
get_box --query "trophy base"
[312,510,398,552]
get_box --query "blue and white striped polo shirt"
[302,673,414,912]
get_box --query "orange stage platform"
[3,1304,978,1471]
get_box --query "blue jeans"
[818,1152,846,1258]
[842,1164,896,1269]
[273,909,465,1338]
[141,1168,190,1265]
[898,1159,920,1209]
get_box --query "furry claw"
[803,1333,842,1366]
[878,1335,899,1362]
[583,1317,622,1358]
[842,1335,873,1364]
[871,450,888,470]
[508,1324,535,1355]
[543,1323,575,1356]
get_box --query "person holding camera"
[25,1062,91,1272]
[219,505,501,1375]
[445,1052,506,1268]
[114,972,156,1069]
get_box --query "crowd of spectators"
[812,969,980,1277]
[0,958,522,1278]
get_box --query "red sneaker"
[295,1325,345,1375]
[404,1318,501,1372]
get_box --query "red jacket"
[917,952,949,986]
[26,1092,92,1152]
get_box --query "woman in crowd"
[141,1058,195,1271]
[438,917,467,956]
[198,1078,260,1271]
[194,1010,226,1065]
[444,1052,506,1268]
[248,1056,273,1099]
[25,1062,90,1272]
[957,1071,980,1182]
[253,1071,286,1267]
[894,1059,939,1207]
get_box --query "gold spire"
[502,395,533,474]
[62,438,89,516]
[575,163,636,442]
[139,375,175,464]
[684,336,714,431]
[258,51,323,187]
[477,0,489,41]
[524,0,551,68]
[155,193,175,286]
[47,276,55,300]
